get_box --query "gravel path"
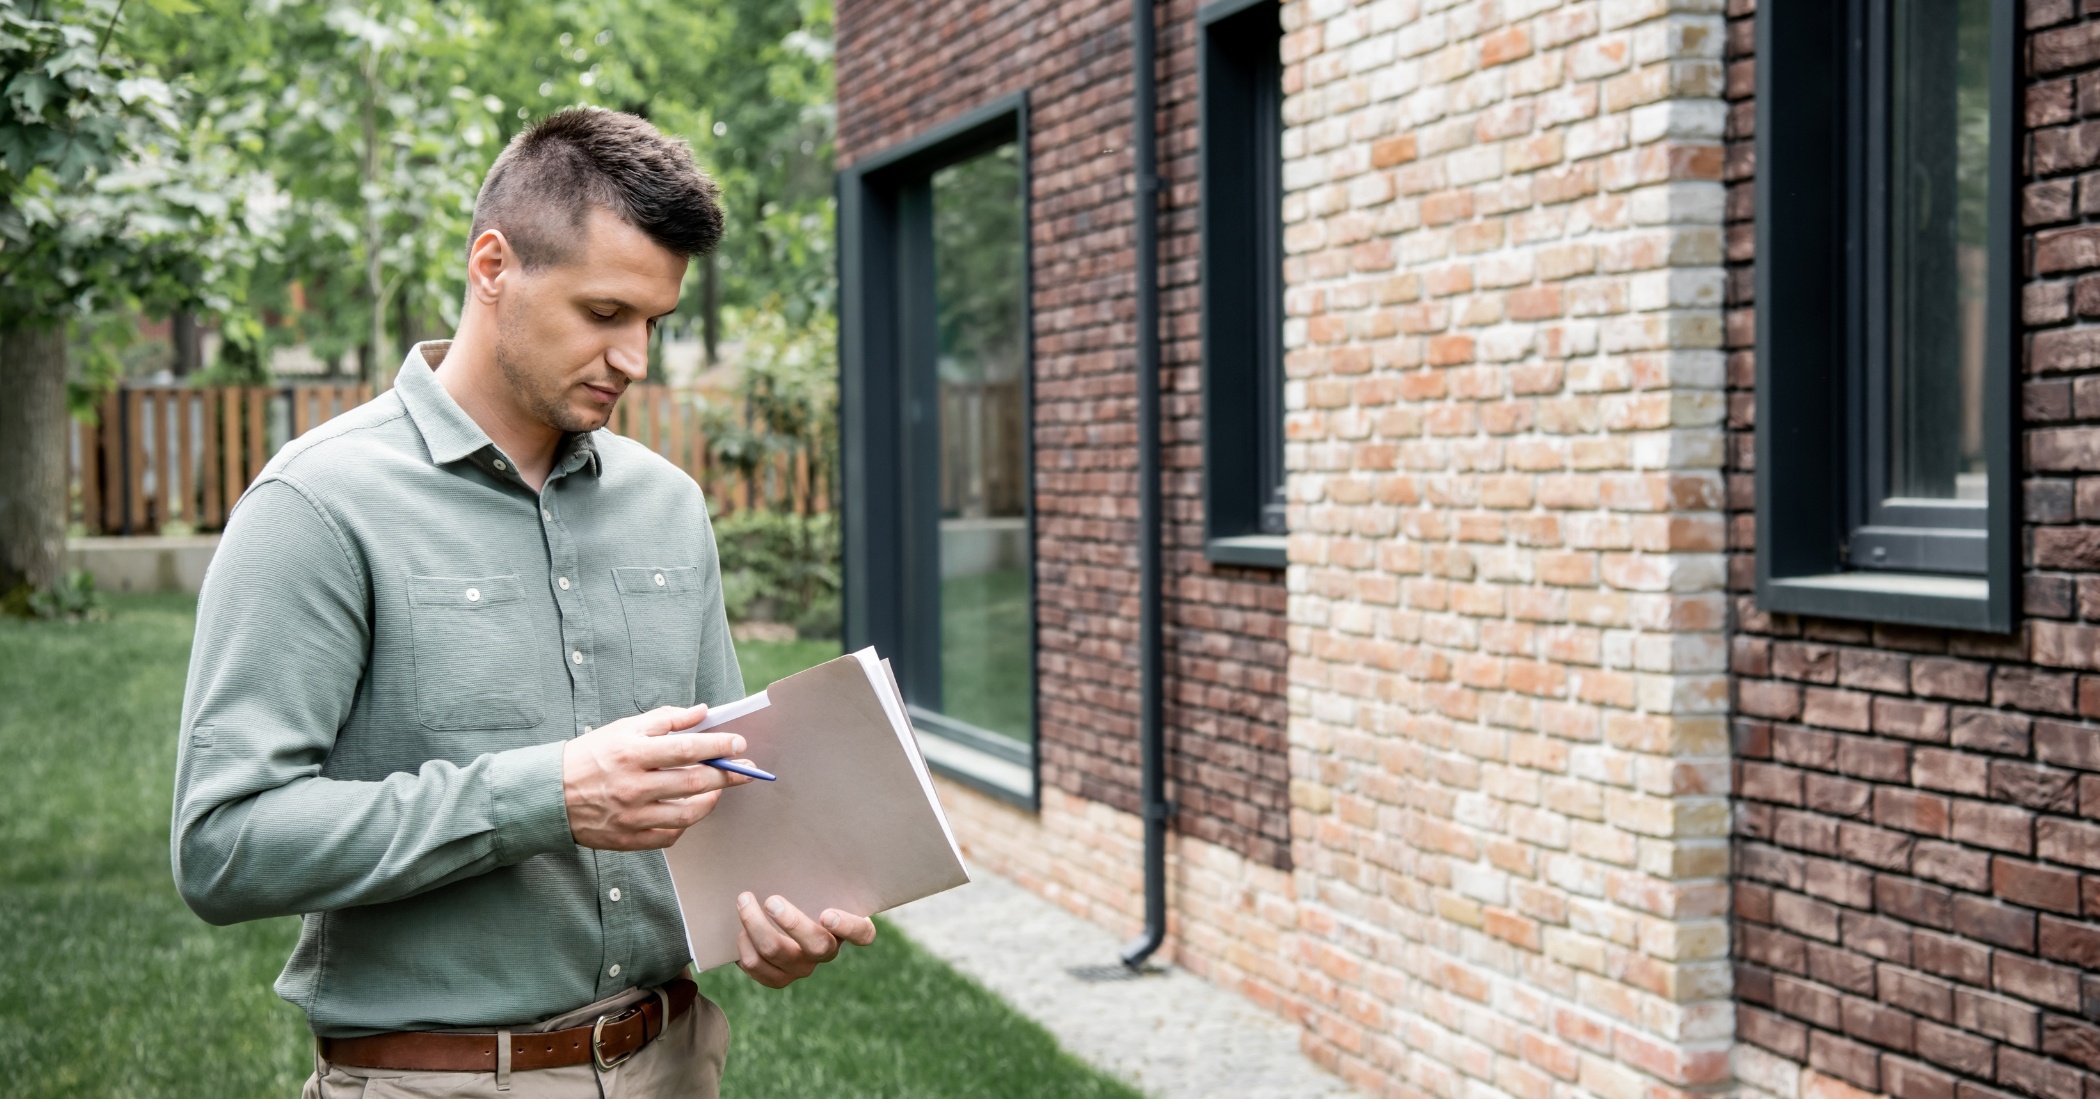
[887,870,1363,1099]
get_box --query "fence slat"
[175,390,194,529]
[153,391,176,529]
[76,417,99,536]
[70,381,797,534]
[201,393,221,529]
[245,387,267,497]
[123,389,145,534]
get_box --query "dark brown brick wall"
[836,0,1291,867]
[1729,1,2100,1094]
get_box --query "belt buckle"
[590,1006,642,1071]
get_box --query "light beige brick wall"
[1278,0,1734,1095]
[932,778,1304,1021]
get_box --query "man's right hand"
[562,704,754,850]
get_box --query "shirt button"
[654,573,666,587]
[608,887,622,902]
[557,576,571,590]
[542,508,553,521]
[493,459,507,471]
[571,650,584,665]
[465,588,480,602]
[608,964,621,978]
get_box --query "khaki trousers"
[302,986,729,1099]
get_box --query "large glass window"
[1199,0,1287,569]
[1850,0,1993,574]
[930,145,1030,741]
[1755,0,2013,631]
[837,98,1037,805]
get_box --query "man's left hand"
[733,891,877,988]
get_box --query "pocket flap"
[612,565,702,595]
[407,573,526,608]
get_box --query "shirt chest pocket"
[613,565,705,712]
[405,574,544,732]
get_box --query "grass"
[734,635,843,694]
[0,595,1139,1099]
[939,566,1032,740]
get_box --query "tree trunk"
[0,323,71,594]
[172,310,200,377]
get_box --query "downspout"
[1120,0,1170,971]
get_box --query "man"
[171,108,874,1098]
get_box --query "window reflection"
[1886,0,1990,502]
[930,144,1030,741]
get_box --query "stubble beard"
[494,318,609,435]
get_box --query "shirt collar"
[395,341,604,478]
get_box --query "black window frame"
[837,94,1039,810]
[1754,0,2017,632]
[1199,0,1289,570]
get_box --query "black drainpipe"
[1120,0,1170,972]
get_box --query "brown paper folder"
[661,647,970,971]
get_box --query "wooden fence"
[71,383,825,536]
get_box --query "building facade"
[833,3,2100,1099]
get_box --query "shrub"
[712,509,838,639]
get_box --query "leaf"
[139,0,204,13]
[8,71,55,116]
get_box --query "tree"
[147,0,837,383]
[0,0,269,597]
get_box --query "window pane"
[930,144,1030,740]
[1886,0,1991,502]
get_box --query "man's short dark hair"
[471,108,724,268]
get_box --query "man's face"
[491,207,687,433]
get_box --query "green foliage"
[119,0,839,376]
[0,568,105,620]
[713,509,838,637]
[0,0,272,333]
[931,143,1025,384]
[704,304,838,514]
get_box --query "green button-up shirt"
[171,342,743,1037]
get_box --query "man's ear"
[466,229,515,306]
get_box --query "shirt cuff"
[488,740,574,863]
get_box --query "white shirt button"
[542,508,553,521]
[654,573,666,587]
[608,964,621,978]
[493,459,507,471]
[571,650,584,665]
[557,576,570,590]
[608,887,621,902]
[464,588,480,602]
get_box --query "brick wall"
[1727,5,2100,1099]
[1279,0,1735,1095]
[836,0,1293,869]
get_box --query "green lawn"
[734,635,843,694]
[0,596,1137,1099]
[939,566,1032,740]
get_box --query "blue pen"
[705,758,777,781]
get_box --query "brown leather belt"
[317,979,698,1073]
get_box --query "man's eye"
[591,310,616,320]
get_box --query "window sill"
[1205,534,1287,569]
[909,706,1036,810]
[1760,571,2000,632]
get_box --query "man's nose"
[605,325,651,382]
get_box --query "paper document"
[661,646,970,971]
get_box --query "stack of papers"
[662,647,970,970]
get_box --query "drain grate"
[1066,963,1165,982]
